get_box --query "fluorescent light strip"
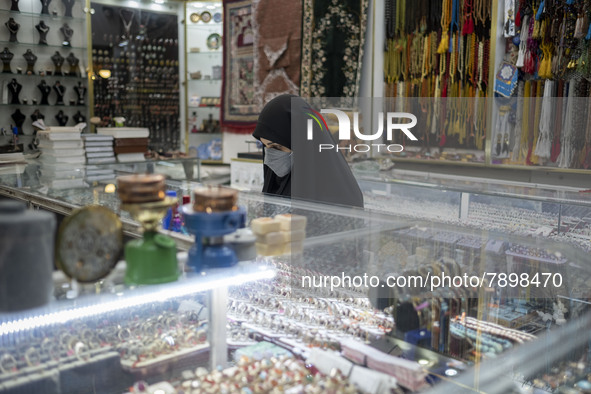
[0,269,275,335]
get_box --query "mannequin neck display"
[5,18,19,43]
[62,0,75,17]
[66,53,80,76]
[31,109,45,121]
[72,111,85,124]
[10,0,19,12]
[53,81,65,105]
[11,109,26,134]
[37,80,51,105]
[35,21,50,45]
[51,51,64,75]
[55,110,68,126]
[23,50,37,74]
[1,47,14,73]
[40,0,52,15]
[8,79,21,105]
[74,82,86,105]
[60,24,73,47]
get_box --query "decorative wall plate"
[200,11,212,23]
[206,33,221,50]
[190,13,200,23]
[213,12,222,23]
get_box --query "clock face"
[56,206,123,283]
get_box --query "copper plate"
[193,186,238,212]
[117,174,166,204]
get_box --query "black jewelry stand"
[35,21,50,45]
[53,81,65,105]
[23,50,37,75]
[62,0,75,18]
[11,109,26,134]
[31,109,45,121]
[60,24,73,47]
[73,111,85,124]
[51,51,64,76]
[37,80,51,105]
[7,79,22,104]
[66,53,80,76]
[1,48,14,74]
[55,110,68,126]
[40,0,52,15]
[5,18,20,43]
[10,0,20,12]
[74,82,86,105]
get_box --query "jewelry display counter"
[1,176,590,392]
[220,193,591,392]
[0,262,274,393]
[354,166,591,253]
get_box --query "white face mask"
[264,148,292,177]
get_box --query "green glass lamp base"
[124,231,179,285]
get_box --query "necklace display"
[383,0,492,160]
[92,4,181,152]
[494,0,591,170]
[5,18,20,43]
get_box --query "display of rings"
[24,347,41,367]
[0,353,17,374]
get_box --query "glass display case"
[184,0,223,161]
[353,165,591,253]
[1,173,590,393]
[0,0,90,153]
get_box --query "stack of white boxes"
[37,127,86,189]
[250,214,307,256]
[81,134,116,182]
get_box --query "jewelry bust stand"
[62,0,75,17]
[60,24,73,47]
[74,81,86,105]
[5,18,20,43]
[66,53,80,76]
[55,110,68,126]
[1,48,14,73]
[37,80,51,105]
[23,50,37,75]
[40,0,52,15]
[7,79,22,104]
[53,81,65,105]
[10,0,19,12]
[72,111,85,124]
[31,109,45,121]
[51,51,64,76]
[35,21,50,45]
[11,109,26,134]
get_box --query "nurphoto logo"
[304,107,418,153]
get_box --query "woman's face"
[259,137,291,152]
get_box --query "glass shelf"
[188,78,222,83]
[188,51,222,55]
[0,9,86,22]
[0,262,275,335]
[0,40,86,50]
[3,73,85,80]
[0,103,86,108]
